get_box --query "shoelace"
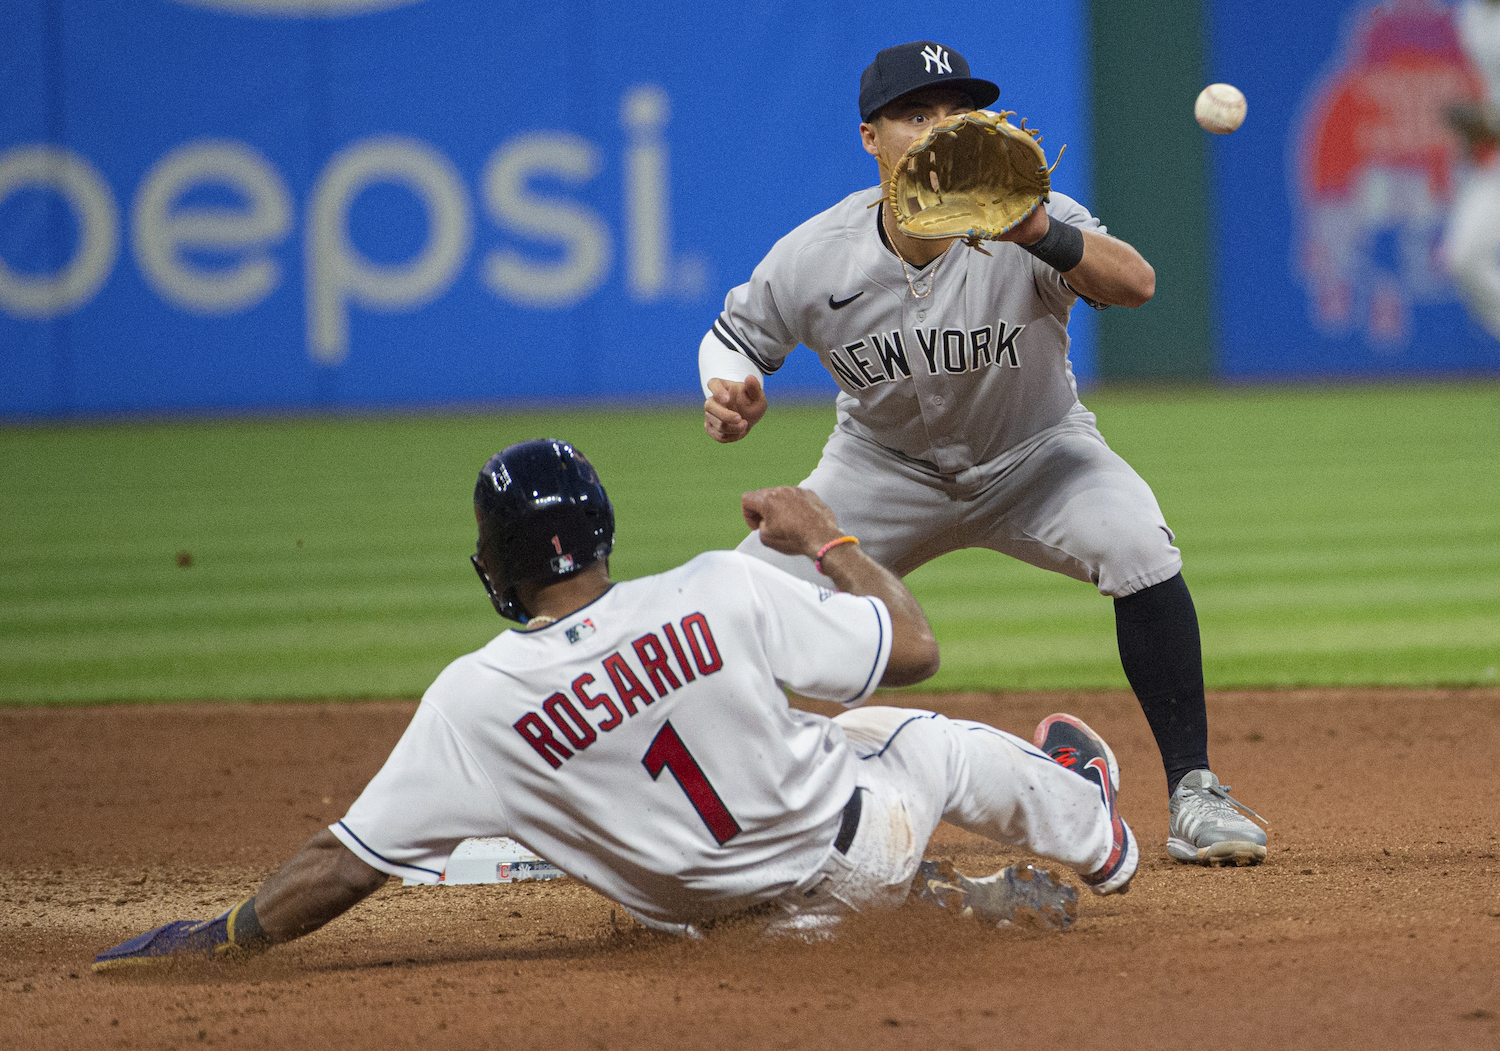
[1191,781,1270,828]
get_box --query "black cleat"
[1034,713,1138,895]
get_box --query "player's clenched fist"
[704,375,767,443]
[741,486,841,559]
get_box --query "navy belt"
[833,789,863,855]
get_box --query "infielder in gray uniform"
[699,40,1268,866]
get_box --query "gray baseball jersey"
[704,188,1182,598]
[712,186,1102,474]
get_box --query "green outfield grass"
[2,382,1497,704]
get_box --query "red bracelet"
[814,535,860,574]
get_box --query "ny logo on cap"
[921,45,951,74]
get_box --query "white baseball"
[1194,83,1247,134]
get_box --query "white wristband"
[699,330,765,397]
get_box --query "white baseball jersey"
[710,187,1103,474]
[330,551,892,925]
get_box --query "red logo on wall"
[1294,0,1485,345]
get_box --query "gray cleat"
[912,859,1079,930]
[1167,769,1269,866]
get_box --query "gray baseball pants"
[737,407,1182,598]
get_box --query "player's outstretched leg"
[1032,714,1137,895]
[833,707,1137,900]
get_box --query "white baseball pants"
[774,706,1116,923]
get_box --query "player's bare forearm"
[1062,230,1155,307]
[252,829,390,943]
[816,543,939,686]
[742,486,939,686]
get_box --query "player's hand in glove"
[999,203,1050,246]
[704,374,767,444]
[888,108,1059,250]
[93,899,269,971]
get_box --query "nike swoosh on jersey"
[828,292,864,310]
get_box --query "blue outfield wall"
[0,0,1095,417]
[1209,0,1500,379]
[5,1,1496,420]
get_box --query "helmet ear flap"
[471,553,529,622]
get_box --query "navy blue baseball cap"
[859,41,999,122]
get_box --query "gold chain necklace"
[524,615,558,631]
[880,204,933,300]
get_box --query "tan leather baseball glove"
[888,109,1063,251]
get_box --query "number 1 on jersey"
[642,721,741,845]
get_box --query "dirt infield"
[3,690,1499,1050]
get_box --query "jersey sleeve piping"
[842,595,892,706]
[329,820,444,884]
[713,316,783,375]
[329,698,515,886]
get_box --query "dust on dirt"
[3,691,1499,1050]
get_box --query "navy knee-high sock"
[1113,572,1210,796]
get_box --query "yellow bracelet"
[814,535,860,573]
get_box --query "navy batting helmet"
[472,439,615,623]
